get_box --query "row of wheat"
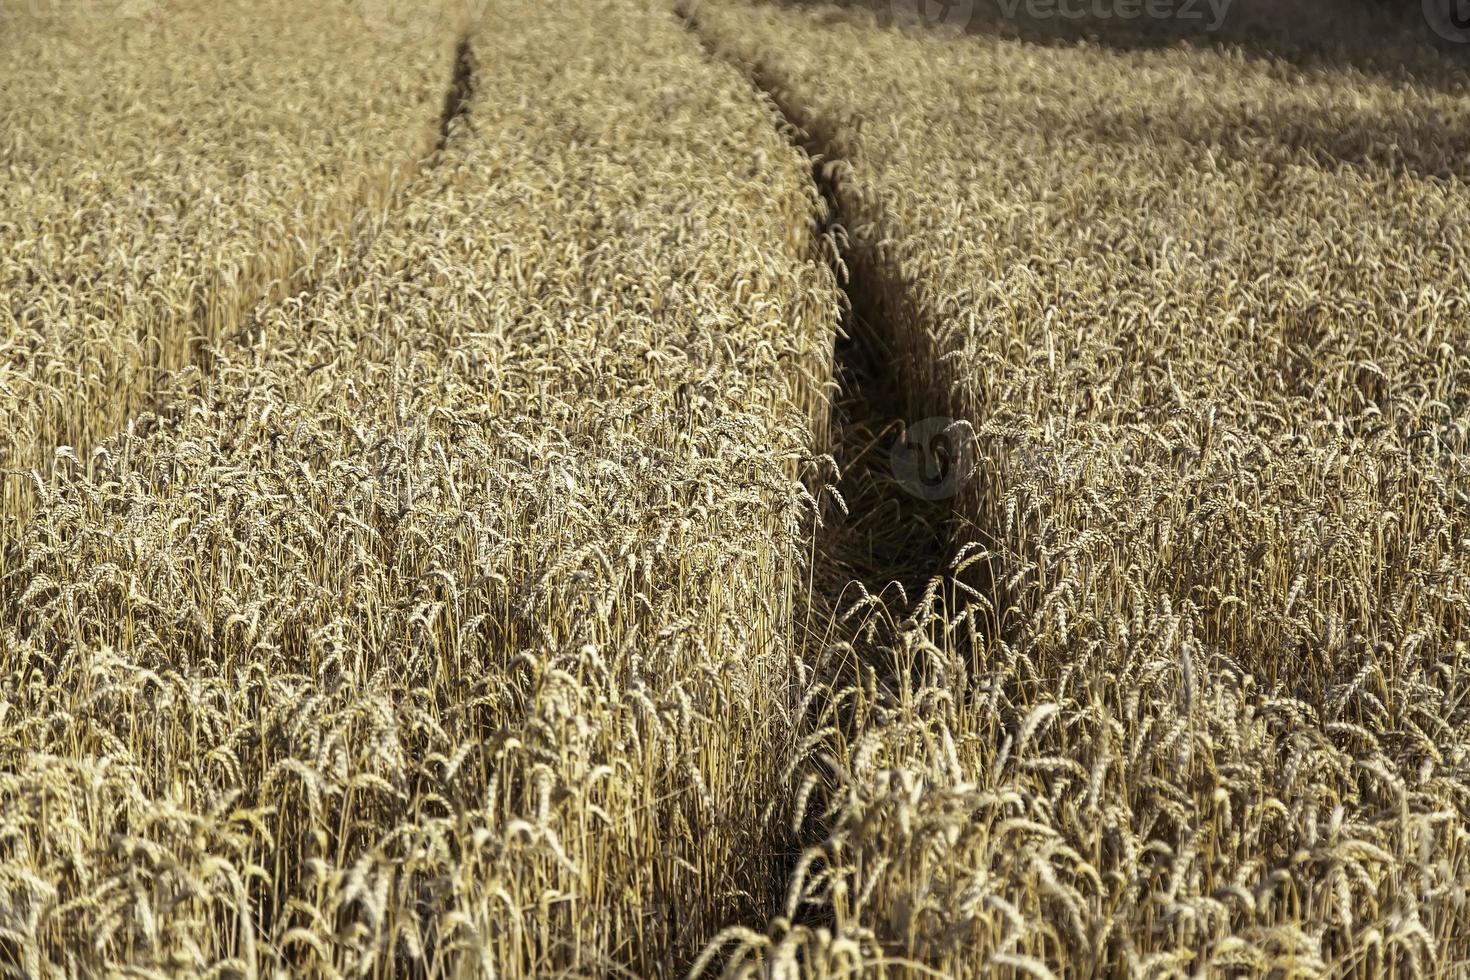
[1,0,843,975]
[0,0,457,558]
[692,3,1470,976]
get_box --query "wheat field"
[0,0,459,549]
[2,0,1467,977]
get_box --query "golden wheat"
[691,2,1470,976]
[2,0,839,975]
[0,0,457,557]
[4,0,1469,976]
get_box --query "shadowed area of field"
[786,0,1470,92]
